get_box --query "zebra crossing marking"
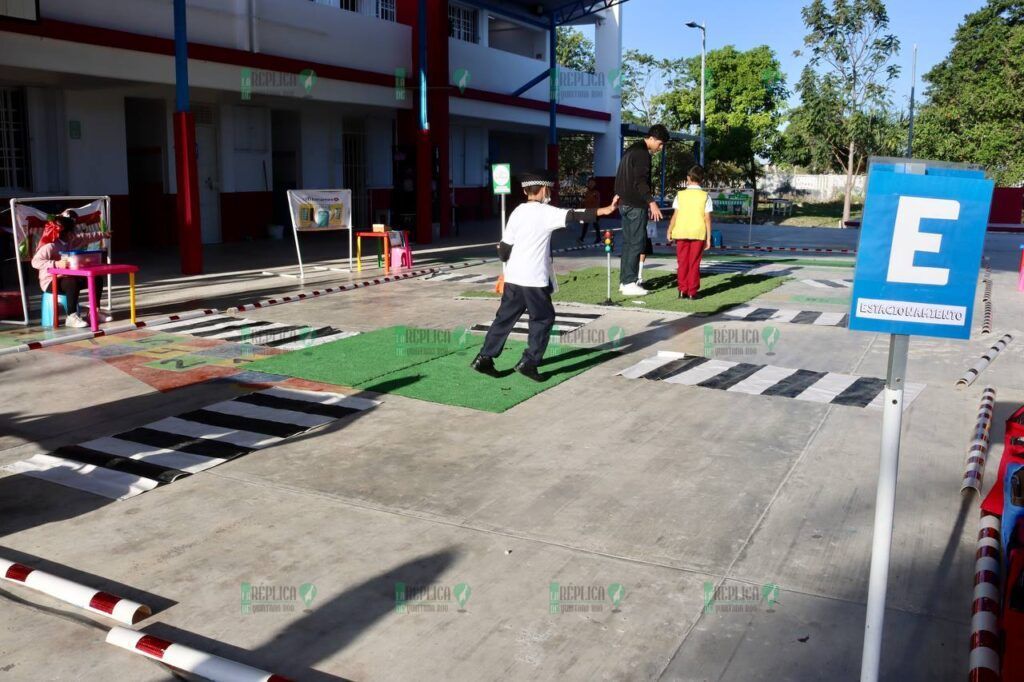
[3,387,379,500]
[802,279,853,289]
[152,314,358,350]
[643,260,758,275]
[426,272,499,284]
[471,311,602,338]
[618,351,924,410]
[721,307,849,327]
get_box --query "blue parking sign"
[849,159,994,339]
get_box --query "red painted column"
[415,129,432,243]
[173,111,202,274]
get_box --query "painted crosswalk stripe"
[721,308,848,327]
[78,437,226,474]
[618,351,683,379]
[618,353,924,410]
[52,446,189,484]
[663,359,737,386]
[113,427,252,460]
[472,311,601,338]
[4,454,160,500]
[726,364,799,396]
[831,377,887,408]
[643,355,710,381]
[698,362,764,390]
[761,369,828,398]
[427,272,498,283]
[152,315,358,350]
[802,279,853,288]
[203,399,335,429]
[3,388,379,500]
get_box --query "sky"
[607,0,988,109]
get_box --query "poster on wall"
[283,189,354,279]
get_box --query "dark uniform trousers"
[480,282,555,366]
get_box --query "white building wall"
[227,104,272,193]
[300,106,333,189]
[63,90,129,196]
[449,38,610,114]
[593,4,622,178]
[39,0,411,79]
[25,87,66,194]
[365,115,393,189]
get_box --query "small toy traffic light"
[603,230,613,253]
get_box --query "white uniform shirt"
[671,185,715,213]
[502,201,572,288]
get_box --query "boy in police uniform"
[471,170,619,381]
[666,165,714,299]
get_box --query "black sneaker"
[514,360,543,382]
[470,354,500,377]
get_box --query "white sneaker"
[65,312,88,328]
[619,283,649,296]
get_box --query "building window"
[448,4,479,44]
[376,0,395,21]
[0,88,30,192]
[339,0,359,11]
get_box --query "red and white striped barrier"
[0,308,220,357]
[970,513,1002,682]
[227,262,491,314]
[962,387,998,495]
[0,558,150,624]
[957,334,1014,388]
[106,626,292,682]
[712,244,857,255]
[981,276,993,335]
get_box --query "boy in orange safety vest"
[666,165,713,299]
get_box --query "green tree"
[658,45,788,190]
[556,26,595,73]
[799,0,900,222]
[777,67,907,175]
[914,1,1024,185]
[556,27,596,185]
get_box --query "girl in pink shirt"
[30,214,103,328]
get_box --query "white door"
[195,122,221,244]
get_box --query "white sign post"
[492,164,511,240]
[492,164,511,281]
[849,158,993,681]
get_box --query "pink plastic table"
[48,264,139,332]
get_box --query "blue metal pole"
[174,0,190,112]
[548,14,557,146]
[418,0,429,131]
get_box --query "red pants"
[675,239,705,296]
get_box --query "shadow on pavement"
[143,550,457,681]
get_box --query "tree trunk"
[842,140,856,226]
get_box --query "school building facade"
[0,0,625,253]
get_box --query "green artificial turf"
[462,267,788,313]
[245,325,616,413]
[245,326,483,386]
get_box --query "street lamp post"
[685,21,706,167]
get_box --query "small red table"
[48,264,139,332]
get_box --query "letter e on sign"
[887,197,959,286]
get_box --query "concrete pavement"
[0,223,1021,680]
